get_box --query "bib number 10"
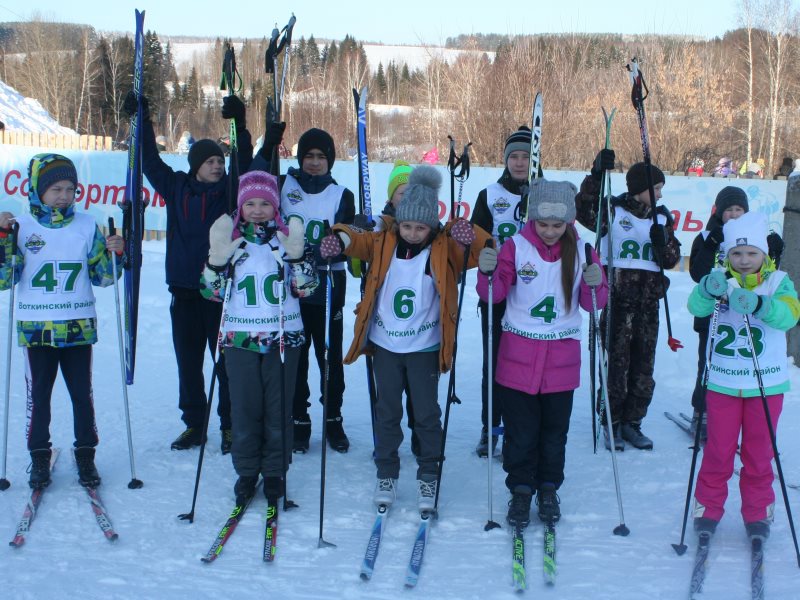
[31,261,83,293]
[236,273,284,306]
[529,295,558,324]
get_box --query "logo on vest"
[494,198,511,214]
[517,261,538,283]
[286,189,303,205]
[25,234,46,254]
[619,216,633,232]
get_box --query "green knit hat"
[387,160,413,201]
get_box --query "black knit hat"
[714,186,749,214]
[297,127,335,172]
[504,126,532,164]
[626,162,665,196]
[36,157,78,197]
[188,139,224,175]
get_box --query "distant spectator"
[775,156,793,179]
[713,157,734,177]
[793,159,800,175]
[742,161,763,179]
[687,157,705,177]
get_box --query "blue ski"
[360,504,388,581]
[121,8,146,384]
[405,511,432,588]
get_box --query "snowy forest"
[0,0,798,174]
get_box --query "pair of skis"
[689,532,764,600]
[359,506,433,588]
[9,449,118,547]
[511,521,557,591]
[200,486,280,564]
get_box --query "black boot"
[507,485,533,527]
[75,447,101,488]
[536,483,561,523]
[476,426,499,458]
[326,416,350,453]
[171,427,203,450]
[293,416,311,454]
[264,476,284,502]
[234,475,258,505]
[29,449,52,489]
[220,429,233,455]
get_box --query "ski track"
[1,241,799,599]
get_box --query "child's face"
[721,205,746,224]
[534,219,567,246]
[240,198,276,223]
[728,245,765,275]
[390,183,407,208]
[506,150,530,181]
[196,156,225,183]
[398,221,432,245]
[40,179,77,209]
[302,149,328,177]
[633,182,664,207]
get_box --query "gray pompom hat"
[395,165,442,229]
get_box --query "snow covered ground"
[0,80,76,135]
[1,240,799,599]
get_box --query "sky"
[0,0,741,44]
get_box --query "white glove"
[208,214,240,267]
[478,247,498,275]
[276,216,305,260]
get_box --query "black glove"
[221,95,246,128]
[650,223,668,250]
[353,213,375,231]
[767,232,784,265]
[258,121,286,159]
[123,90,150,121]
[591,148,615,180]
[704,226,723,249]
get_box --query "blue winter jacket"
[141,118,253,291]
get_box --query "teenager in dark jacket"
[125,91,253,453]
[576,157,681,451]
[254,124,356,453]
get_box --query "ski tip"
[108,532,120,542]
[672,542,688,556]
[359,572,371,582]
[613,524,630,537]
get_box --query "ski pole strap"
[265,26,280,73]
[276,14,297,55]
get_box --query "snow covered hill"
[1,241,799,599]
[0,79,76,134]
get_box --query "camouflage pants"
[599,294,659,425]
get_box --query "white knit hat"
[722,210,768,255]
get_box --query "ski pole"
[108,218,143,489]
[318,221,336,549]
[627,58,681,352]
[220,43,241,214]
[483,239,500,532]
[672,291,722,555]
[741,313,800,567]
[433,229,472,517]
[586,245,629,536]
[0,221,19,491]
[178,242,243,523]
[447,136,457,219]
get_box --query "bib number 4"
[529,295,558,324]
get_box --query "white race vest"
[15,212,98,322]
[369,248,441,353]
[501,234,585,341]
[707,272,789,390]
[601,206,667,272]
[281,174,346,271]
[223,240,303,334]
[485,182,522,247]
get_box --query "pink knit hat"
[234,170,287,236]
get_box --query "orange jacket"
[333,219,490,373]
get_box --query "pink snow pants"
[694,390,782,524]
